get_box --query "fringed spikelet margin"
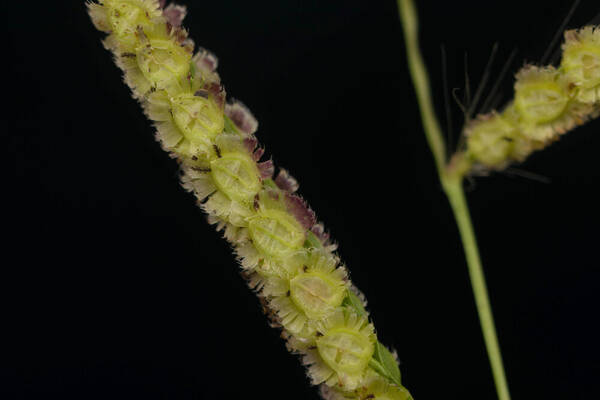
[451,26,600,176]
[87,1,413,398]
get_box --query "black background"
[3,0,600,399]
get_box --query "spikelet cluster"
[457,26,600,174]
[87,1,412,398]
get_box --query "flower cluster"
[88,1,412,398]
[455,26,600,174]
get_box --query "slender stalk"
[397,0,446,177]
[397,1,511,399]
[443,178,510,400]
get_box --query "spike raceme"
[87,1,412,398]
[451,26,600,175]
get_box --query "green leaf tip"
[370,341,402,387]
[342,289,367,318]
[224,114,241,135]
[304,230,324,249]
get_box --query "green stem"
[397,1,511,399]
[397,0,446,177]
[443,178,510,400]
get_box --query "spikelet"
[265,248,348,338]
[145,88,224,161]
[465,111,518,169]
[513,66,593,141]
[290,309,376,390]
[87,1,412,398]
[88,0,162,37]
[562,26,600,104]
[320,369,414,400]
